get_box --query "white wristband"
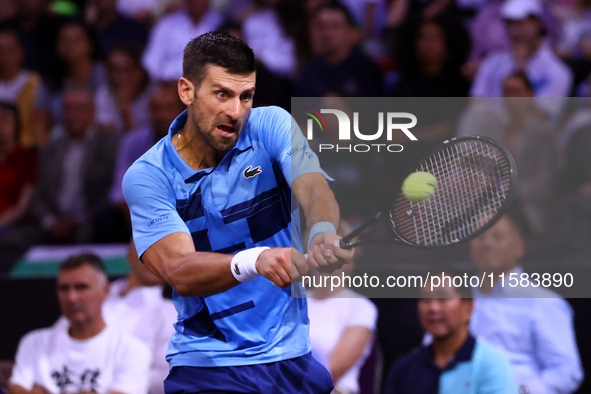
[307,221,337,251]
[231,247,270,283]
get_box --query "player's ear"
[178,77,195,106]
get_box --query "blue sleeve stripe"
[213,242,246,254]
[210,300,255,321]
[191,229,212,251]
[176,187,205,221]
[182,302,227,341]
[222,187,279,218]
[247,200,290,244]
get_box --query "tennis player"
[122,31,353,393]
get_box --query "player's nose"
[224,97,241,121]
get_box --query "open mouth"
[216,124,236,138]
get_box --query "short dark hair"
[182,31,255,87]
[59,253,107,276]
[311,1,357,29]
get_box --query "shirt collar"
[164,109,254,183]
[422,334,476,371]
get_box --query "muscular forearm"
[328,326,373,383]
[294,173,339,231]
[153,252,236,297]
[143,233,238,297]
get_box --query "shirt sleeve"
[345,297,378,330]
[122,161,190,258]
[257,106,332,187]
[112,335,152,394]
[9,331,38,391]
[529,298,583,394]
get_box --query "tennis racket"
[338,136,517,249]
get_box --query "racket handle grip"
[305,240,351,258]
[338,239,354,250]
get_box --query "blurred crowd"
[0,0,590,393]
[0,0,590,265]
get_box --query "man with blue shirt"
[470,215,583,393]
[122,31,352,393]
[385,275,517,394]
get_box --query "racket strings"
[391,139,513,247]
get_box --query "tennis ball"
[402,171,437,202]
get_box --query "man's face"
[418,285,472,340]
[470,216,524,273]
[416,22,447,64]
[188,65,255,154]
[57,264,109,326]
[0,33,23,76]
[63,90,95,139]
[506,16,542,45]
[309,8,353,57]
[149,87,183,139]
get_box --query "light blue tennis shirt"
[122,106,329,367]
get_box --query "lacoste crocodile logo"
[243,165,262,179]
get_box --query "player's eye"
[240,93,253,102]
[217,91,227,99]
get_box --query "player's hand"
[307,231,354,273]
[256,248,309,288]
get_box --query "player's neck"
[175,126,220,170]
[432,329,469,368]
[68,317,106,340]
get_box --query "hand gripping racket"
[338,136,517,249]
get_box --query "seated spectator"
[0,29,41,148]
[36,20,107,144]
[95,45,152,133]
[469,215,583,393]
[389,14,471,97]
[471,0,572,117]
[458,71,558,236]
[295,1,382,97]
[142,0,223,81]
[103,241,177,394]
[96,84,183,243]
[85,0,148,54]
[8,253,151,394]
[307,244,377,394]
[29,88,119,244]
[385,274,517,394]
[0,103,36,238]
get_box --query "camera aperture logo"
[304,107,418,153]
